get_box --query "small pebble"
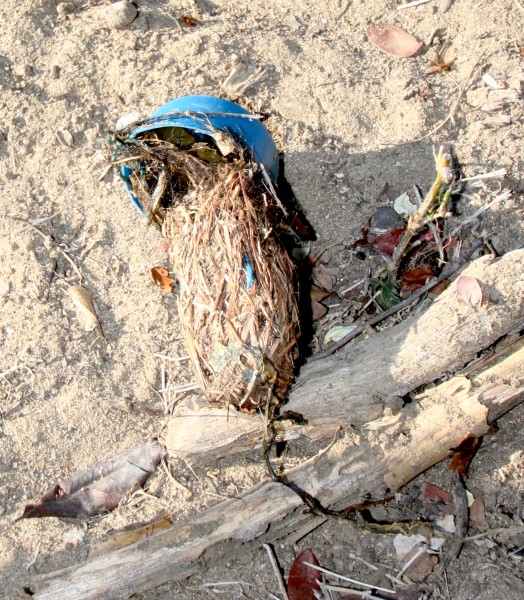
[57,2,76,15]
[103,1,138,30]
[438,0,453,13]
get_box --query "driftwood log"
[31,250,524,598]
[167,250,524,462]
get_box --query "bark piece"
[32,345,524,599]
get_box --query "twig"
[10,217,83,282]
[192,581,255,589]
[449,190,511,237]
[390,146,452,271]
[259,164,288,216]
[460,168,507,182]
[320,584,382,599]
[302,563,396,595]
[464,525,524,542]
[397,545,427,578]
[403,52,486,143]
[311,238,483,360]
[263,544,289,600]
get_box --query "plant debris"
[457,276,483,308]
[151,266,175,293]
[17,440,165,520]
[367,24,423,58]
[68,285,104,338]
[288,548,321,600]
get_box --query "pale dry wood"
[33,344,524,599]
[167,250,524,462]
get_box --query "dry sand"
[0,0,523,598]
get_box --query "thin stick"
[397,545,427,578]
[320,584,382,599]
[259,164,288,216]
[302,562,396,595]
[449,190,511,237]
[10,218,83,281]
[263,544,289,600]
[311,238,483,360]
[460,168,507,182]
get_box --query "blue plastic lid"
[131,95,279,181]
[122,96,279,215]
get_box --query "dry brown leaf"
[311,301,328,321]
[449,435,480,475]
[312,264,334,291]
[423,482,452,504]
[310,284,331,303]
[457,275,483,308]
[68,285,104,337]
[151,267,175,294]
[367,24,423,58]
[401,264,435,295]
[470,497,487,529]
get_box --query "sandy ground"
[0,0,523,598]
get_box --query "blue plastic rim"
[122,95,280,215]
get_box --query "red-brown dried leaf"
[17,440,165,520]
[372,228,405,255]
[288,548,321,600]
[367,24,423,58]
[401,264,435,295]
[423,482,453,504]
[179,15,199,27]
[457,276,483,308]
[151,266,175,293]
[312,301,328,321]
[449,435,480,475]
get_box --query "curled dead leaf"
[151,267,175,294]
[367,23,423,58]
[17,440,166,520]
[449,435,480,475]
[68,285,104,337]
